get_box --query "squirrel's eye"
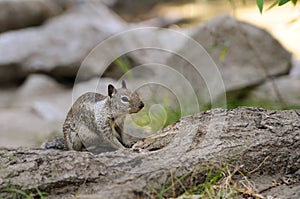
[121,96,129,103]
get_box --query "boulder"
[247,76,300,106]
[0,0,64,33]
[0,74,69,147]
[163,15,291,105]
[0,109,59,147]
[290,57,300,77]
[14,74,70,111]
[106,16,292,113]
[0,2,126,85]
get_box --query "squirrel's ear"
[108,84,116,98]
[121,80,127,88]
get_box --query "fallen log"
[0,107,299,198]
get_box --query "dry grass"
[155,160,278,199]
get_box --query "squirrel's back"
[63,92,111,152]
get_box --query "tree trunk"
[0,107,299,198]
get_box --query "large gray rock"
[0,0,64,33]
[290,57,300,77]
[0,109,59,147]
[0,74,69,147]
[109,16,292,112]
[247,76,300,106]
[163,15,291,104]
[0,2,126,85]
[0,1,193,86]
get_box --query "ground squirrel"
[43,81,144,154]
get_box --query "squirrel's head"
[108,80,144,117]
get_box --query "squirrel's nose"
[139,102,144,109]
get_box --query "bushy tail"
[41,136,67,150]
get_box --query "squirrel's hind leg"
[64,130,84,151]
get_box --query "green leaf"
[266,0,279,11]
[220,48,228,61]
[291,0,297,5]
[256,0,265,14]
[279,0,290,6]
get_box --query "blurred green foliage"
[0,187,47,199]
[256,0,298,13]
[113,56,133,78]
[132,96,182,134]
